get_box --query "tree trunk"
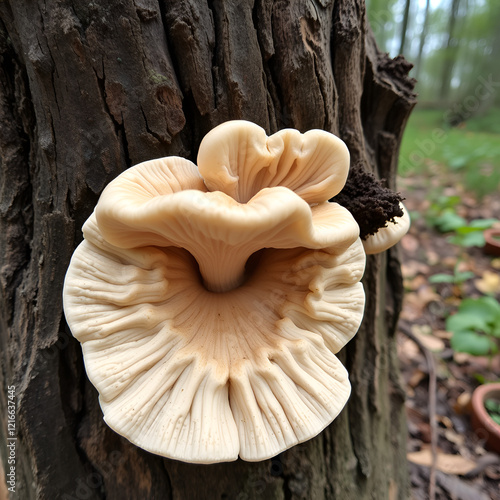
[0,1,416,499]
[415,0,430,81]
[439,0,461,102]
[398,0,411,56]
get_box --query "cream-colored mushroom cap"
[63,120,366,463]
[362,202,410,254]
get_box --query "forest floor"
[397,157,500,499]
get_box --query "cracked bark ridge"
[0,1,416,499]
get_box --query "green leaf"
[485,398,500,414]
[448,298,500,349]
[429,271,475,284]
[429,273,457,284]
[492,414,500,425]
[491,324,500,338]
[448,156,468,169]
[444,195,461,208]
[431,195,461,211]
[459,297,500,321]
[469,218,498,230]
[450,331,497,356]
[449,231,485,247]
[434,210,467,232]
[454,225,483,235]
[454,271,476,282]
[446,312,488,334]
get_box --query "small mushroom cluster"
[63,120,409,463]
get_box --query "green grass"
[399,107,500,198]
[466,108,500,135]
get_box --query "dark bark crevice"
[0,18,35,327]
[92,66,133,175]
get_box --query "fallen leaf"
[453,392,472,415]
[436,470,490,500]
[453,352,472,364]
[403,274,427,290]
[402,261,430,279]
[398,335,420,360]
[412,324,432,336]
[411,325,445,352]
[400,293,424,321]
[444,429,465,447]
[474,442,488,456]
[407,449,477,475]
[456,260,474,273]
[417,285,441,307]
[434,329,453,340]
[408,369,426,388]
[401,286,441,321]
[443,256,459,267]
[438,415,454,429]
[475,270,500,294]
[426,250,440,266]
[401,233,419,252]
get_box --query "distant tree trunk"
[366,0,397,55]
[415,0,431,81]
[439,0,461,101]
[458,0,500,112]
[489,3,500,107]
[398,0,411,55]
[0,1,416,499]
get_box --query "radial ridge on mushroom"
[63,120,367,463]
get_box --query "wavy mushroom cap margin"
[362,202,410,255]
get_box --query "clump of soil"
[332,162,404,239]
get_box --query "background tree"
[439,0,463,101]
[374,0,500,111]
[414,0,431,81]
[0,0,416,498]
[365,0,399,54]
[449,0,500,113]
[398,0,412,56]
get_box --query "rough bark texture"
[0,1,416,499]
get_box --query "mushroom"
[63,120,366,463]
[362,202,410,255]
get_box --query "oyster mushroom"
[362,202,410,255]
[63,120,366,463]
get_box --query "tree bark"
[0,1,416,499]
